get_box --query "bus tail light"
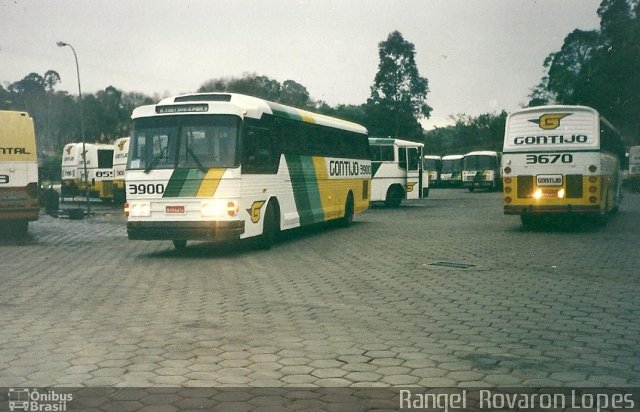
[589,196,598,204]
[589,165,597,173]
[589,186,597,193]
[504,196,512,203]
[504,166,512,174]
[504,177,512,184]
[504,186,512,193]
[589,176,597,183]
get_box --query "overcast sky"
[1,0,602,129]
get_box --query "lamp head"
[56,41,67,47]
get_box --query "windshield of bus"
[128,115,240,172]
[463,155,497,170]
[423,158,440,170]
[441,159,462,173]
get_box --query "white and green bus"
[423,155,441,188]
[462,150,502,192]
[0,111,39,235]
[61,142,115,201]
[502,105,624,226]
[627,145,640,191]
[125,93,371,249]
[368,137,425,207]
[439,154,464,187]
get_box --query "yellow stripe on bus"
[196,168,226,198]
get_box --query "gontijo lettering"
[329,160,360,176]
[513,135,588,145]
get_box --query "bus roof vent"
[174,94,232,103]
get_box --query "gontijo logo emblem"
[529,113,571,130]
[117,140,127,151]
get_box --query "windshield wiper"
[187,147,206,173]
[144,147,168,174]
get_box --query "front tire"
[257,203,279,249]
[173,240,187,250]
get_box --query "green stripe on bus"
[371,162,382,178]
[285,155,324,225]
[163,168,204,198]
[178,169,206,197]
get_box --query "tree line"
[1,1,638,181]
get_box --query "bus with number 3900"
[502,105,624,226]
[125,93,371,250]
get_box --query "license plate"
[165,205,185,214]
[537,174,563,186]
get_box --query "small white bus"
[112,137,130,203]
[369,137,425,207]
[423,155,441,189]
[439,154,464,187]
[462,150,502,192]
[0,111,39,234]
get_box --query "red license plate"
[165,205,185,214]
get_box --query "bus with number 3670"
[125,93,371,250]
[502,105,624,226]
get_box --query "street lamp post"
[57,41,90,216]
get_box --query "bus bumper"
[504,205,601,215]
[127,220,245,241]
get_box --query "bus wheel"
[173,240,187,250]
[385,187,403,208]
[339,193,354,228]
[258,203,279,249]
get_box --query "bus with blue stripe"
[125,93,371,249]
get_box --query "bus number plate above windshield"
[526,154,573,164]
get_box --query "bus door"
[401,146,422,199]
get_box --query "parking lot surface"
[0,189,638,389]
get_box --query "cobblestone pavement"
[0,189,638,389]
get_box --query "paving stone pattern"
[0,190,638,388]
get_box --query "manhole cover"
[428,261,476,269]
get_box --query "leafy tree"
[366,31,431,139]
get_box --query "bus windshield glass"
[441,159,461,173]
[128,115,240,171]
[463,155,496,170]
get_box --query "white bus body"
[502,105,623,225]
[439,154,464,187]
[0,111,39,234]
[423,155,441,189]
[462,150,502,192]
[369,138,424,207]
[113,137,130,203]
[125,93,371,249]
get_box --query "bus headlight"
[557,189,565,198]
[129,202,151,217]
[201,200,239,217]
[533,189,543,199]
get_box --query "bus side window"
[380,146,394,161]
[398,148,407,170]
[243,126,277,174]
[407,148,420,171]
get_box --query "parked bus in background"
[627,146,640,191]
[439,154,464,187]
[423,155,441,189]
[61,142,83,198]
[369,137,424,207]
[79,143,115,202]
[0,111,39,235]
[112,137,130,203]
[502,105,624,226]
[125,93,371,250]
[462,150,502,192]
